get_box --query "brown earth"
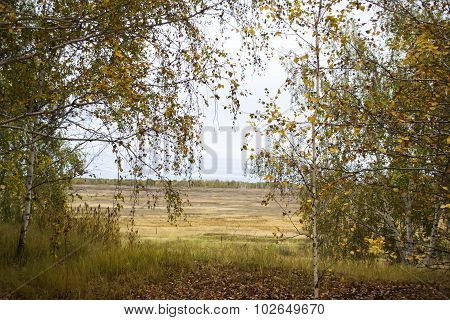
[132,263,449,300]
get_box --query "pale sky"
[86,25,303,182]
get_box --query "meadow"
[0,182,448,299]
[72,182,296,240]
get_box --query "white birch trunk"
[424,203,441,267]
[380,199,407,263]
[402,186,414,261]
[17,136,36,255]
[311,0,322,299]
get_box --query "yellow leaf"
[114,50,124,58]
[329,147,338,153]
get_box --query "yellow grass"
[1,185,446,299]
[72,184,301,240]
[70,184,449,286]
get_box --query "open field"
[1,223,448,299]
[72,184,300,240]
[0,184,448,300]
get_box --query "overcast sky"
[86,28,301,182]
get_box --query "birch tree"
[319,0,449,266]
[248,0,362,298]
[250,0,448,297]
[0,0,252,254]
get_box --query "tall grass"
[0,223,200,299]
[0,224,447,299]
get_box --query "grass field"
[72,184,299,240]
[0,184,448,299]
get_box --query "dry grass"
[0,223,448,299]
[0,185,447,299]
[71,184,450,285]
[72,184,300,240]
